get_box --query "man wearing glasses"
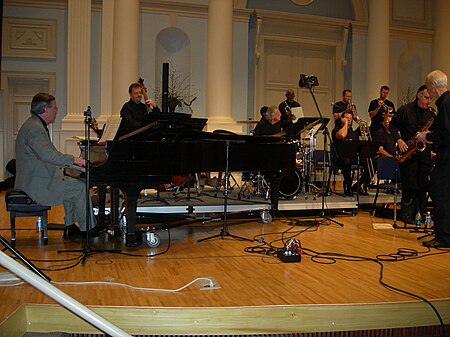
[389,85,435,224]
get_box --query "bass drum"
[279,169,302,199]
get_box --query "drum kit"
[236,118,324,201]
[279,126,322,200]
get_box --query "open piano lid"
[119,113,208,141]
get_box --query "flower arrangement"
[152,69,197,113]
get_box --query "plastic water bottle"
[425,211,432,229]
[415,211,422,229]
[36,216,42,233]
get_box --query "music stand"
[198,140,253,243]
[58,107,121,262]
[336,140,379,208]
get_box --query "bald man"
[417,70,450,248]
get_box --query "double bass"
[138,77,187,188]
[138,77,154,114]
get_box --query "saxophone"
[350,102,376,183]
[350,102,371,141]
[396,116,434,163]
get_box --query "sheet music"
[291,107,304,118]
[98,116,122,143]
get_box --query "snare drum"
[279,169,302,199]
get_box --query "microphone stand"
[307,86,344,227]
[58,107,121,263]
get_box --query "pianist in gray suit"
[15,93,105,239]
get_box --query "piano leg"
[97,184,107,225]
[121,186,143,247]
[110,187,121,237]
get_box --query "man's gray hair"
[31,93,55,115]
[426,70,448,89]
[265,105,278,121]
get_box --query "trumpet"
[380,100,394,116]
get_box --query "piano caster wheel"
[145,232,161,248]
[261,210,272,224]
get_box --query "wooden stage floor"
[0,189,449,336]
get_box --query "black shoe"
[81,226,108,238]
[423,239,450,248]
[344,189,353,196]
[402,215,414,224]
[63,224,82,240]
[358,188,369,196]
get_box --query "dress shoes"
[63,224,82,240]
[402,215,414,224]
[422,239,450,248]
[358,188,369,196]
[344,189,353,197]
[80,225,108,238]
[351,184,369,195]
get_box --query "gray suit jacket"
[15,114,74,206]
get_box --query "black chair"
[371,156,401,216]
[328,147,363,194]
[5,189,51,246]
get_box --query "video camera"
[298,74,319,88]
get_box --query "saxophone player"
[389,85,434,225]
[416,70,450,248]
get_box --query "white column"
[62,0,91,129]
[366,0,390,99]
[111,0,139,114]
[98,0,115,123]
[206,0,241,133]
[433,0,450,74]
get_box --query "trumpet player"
[368,85,395,136]
[416,70,450,248]
[389,85,434,225]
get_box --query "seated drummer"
[253,105,282,136]
[117,82,161,138]
[253,105,285,214]
[332,111,370,196]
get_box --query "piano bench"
[5,189,51,246]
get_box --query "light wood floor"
[0,190,449,335]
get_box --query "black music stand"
[58,107,121,263]
[337,140,379,208]
[198,140,253,243]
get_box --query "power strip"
[0,272,21,282]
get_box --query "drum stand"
[198,140,252,243]
[239,171,270,200]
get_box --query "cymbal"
[237,120,259,124]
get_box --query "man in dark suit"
[417,70,450,248]
[15,93,106,239]
[117,82,161,137]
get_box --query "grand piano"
[88,116,297,246]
